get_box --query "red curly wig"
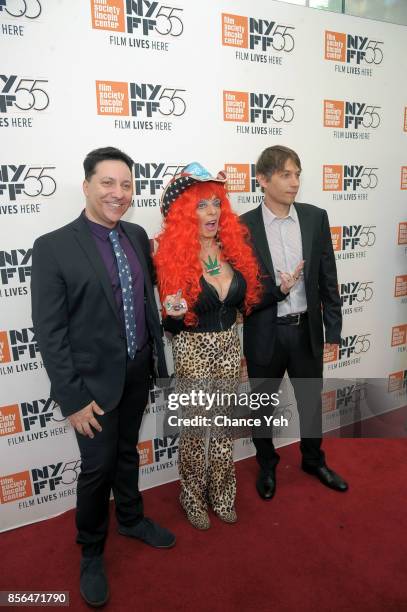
[154,181,262,326]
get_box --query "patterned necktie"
[109,229,137,359]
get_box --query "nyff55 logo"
[330,225,376,251]
[324,100,380,129]
[0,248,31,285]
[96,81,186,117]
[0,75,49,114]
[340,281,374,306]
[91,0,183,37]
[0,165,56,201]
[325,31,383,64]
[224,163,258,193]
[0,398,62,436]
[323,165,378,191]
[222,13,294,52]
[324,334,371,363]
[0,0,42,19]
[0,328,39,363]
[138,435,178,466]
[134,162,184,196]
[223,91,294,123]
[0,459,80,503]
[322,382,366,412]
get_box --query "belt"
[277,312,308,326]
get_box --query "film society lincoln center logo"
[323,164,378,201]
[330,224,376,260]
[96,80,186,132]
[221,12,295,65]
[324,333,371,369]
[223,163,263,206]
[0,397,68,444]
[90,0,183,45]
[324,30,383,76]
[223,89,294,137]
[138,435,179,474]
[323,99,380,141]
[0,458,81,506]
[0,326,42,374]
[391,324,407,352]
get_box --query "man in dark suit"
[31,147,175,607]
[241,145,348,501]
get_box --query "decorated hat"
[160,161,227,217]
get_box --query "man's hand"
[68,401,104,438]
[164,289,188,318]
[279,260,305,295]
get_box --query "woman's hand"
[163,289,188,318]
[279,260,305,295]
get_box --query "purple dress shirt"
[85,213,148,350]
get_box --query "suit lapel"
[248,205,276,280]
[294,203,313,282]
[73,215,122,326]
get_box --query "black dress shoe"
[80,555,109,607]
[118,517,176,548]
[302,464,349,492]
[256,468,276,500]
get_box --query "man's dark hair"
[255,145,301,178]
[83,147,134,180]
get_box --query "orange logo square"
[222,14,248,48]
[223,91,249,122]
[325,31,346,62]
[391,324,407,347]
[96,81,129,116]
[323,165,343,191]
[395,275,407,298]
[330,226,342,251]
[401,166,407,190]
[0,405,23,437]
[323,344,338,363]
[138,440,153,466]
[225,164,250,192]
[0,470,32,504]
[398,222,407,245]
[322,390,336,412]
[324,100,344,128]
[388,371,405,392]
[404,107,407,132]
[90,0,125,32]
[0,331,11,364]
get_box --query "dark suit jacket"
[241,202,342,366]
[31,214,167,417]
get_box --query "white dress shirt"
[261,201,307,317]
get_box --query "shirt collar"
[261,201,298,226]
[83,210,123,240]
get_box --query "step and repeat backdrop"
[0,0,406,531]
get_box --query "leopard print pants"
[172,325,241,525]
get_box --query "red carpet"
[1,439,406,611]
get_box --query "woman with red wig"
[155,162,296,530]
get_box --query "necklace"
[202,254,221,276]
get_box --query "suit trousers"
[246,319,325,471]
[74,344,151,557]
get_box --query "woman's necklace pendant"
[203,254,221,276]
